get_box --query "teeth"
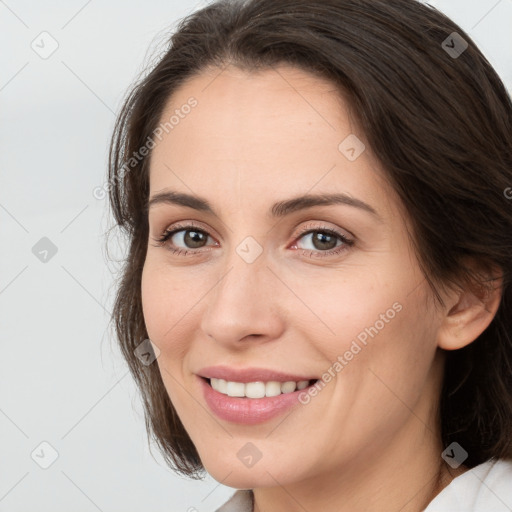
[226,381,245,397]
[210,378,311,398]
[281,381,297,393]
[217,378,228,394]
[297,380,309,390]
[245,382,266,399]
[265,381,282,397]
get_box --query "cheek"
[141,263,164,340]
[294,272,400,352]
[334,289,439,415]
[314,271,435,384]
[141,264,196,410]
[140,262,193,356]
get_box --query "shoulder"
[424,458,512,511]
[215,489,253,512]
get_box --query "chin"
[203,457,290,489]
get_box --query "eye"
[151,222,217,256]
[291,223,354,257]
[151,221,354,258]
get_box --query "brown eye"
[179,229,208,249]
[301,231,340,251]
[156,227,211,249]
[293,227,354,257]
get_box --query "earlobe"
[436,271,503,351]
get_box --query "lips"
[197,365,318,383]
[197,365,320,424]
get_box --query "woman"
[107,0,512,510]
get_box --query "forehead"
[153,63,352,159]
[148,64,401,221]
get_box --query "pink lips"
[197,366,318,425]
[198,365,317,383]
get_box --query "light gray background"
[1,1,511,511]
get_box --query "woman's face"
[142,64,447,489]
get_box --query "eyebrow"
[147,190,383,222]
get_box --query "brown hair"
[107,0,512,478]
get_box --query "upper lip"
[197,365,318,383]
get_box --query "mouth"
[201,376,319,399]
[199,375,320,424]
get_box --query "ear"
[436,263,503,351]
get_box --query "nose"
[199,248,285,348]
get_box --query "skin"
[141,64,502,512]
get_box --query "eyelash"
[151,221,355,259]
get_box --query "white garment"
[216,489,253,512]
[424,458,512,511]
[215,458,512,511]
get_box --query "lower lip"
[199,377,314,425]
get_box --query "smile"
[199,375,321,425]
[209,378,314,398]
